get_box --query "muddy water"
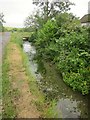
[23,41,88,119]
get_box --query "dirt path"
[8,43,40,118]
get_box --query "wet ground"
[23,41,88,119]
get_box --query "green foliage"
[4,27,25,32]
[33,13,90,95]
[24,11,45,32]
[2,32,31,118]
[25,0,73,32]
[35,20,58,60]
[2,44,16,118]
[29,32,38,43]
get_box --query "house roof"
[80,14,90,23]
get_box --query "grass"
[2,32,59,118]
[22,56,58,118]
[2,32,31,118]
[0,61,2,119]
[2,42,16,118]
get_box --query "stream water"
[23,41,88,119]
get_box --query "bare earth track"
[7,43,40,118]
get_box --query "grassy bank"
[2,42,16,118]
[21,46,58,118]
[2,32,31,118]
[2,32,58,118]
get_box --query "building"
[80,14,90,27]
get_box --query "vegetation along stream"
[23,41,88,119]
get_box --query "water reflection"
[57,98,80,118]
[23,41,88,118]
[23,41,42,80]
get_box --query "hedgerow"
[30,13,90,95]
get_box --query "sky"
[0,0,90,28]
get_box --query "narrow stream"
[23,41,88,119]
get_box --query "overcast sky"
[0,0,90,28]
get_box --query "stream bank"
[23,41,88,119]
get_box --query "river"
[23,41,88,119]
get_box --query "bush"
[32,13,90,95]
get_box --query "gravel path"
[0,32,11,62]
[2,32,11,53]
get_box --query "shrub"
[32,13,90,95]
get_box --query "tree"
[24,10,45,31]
[0,13,5,23]
[0,13,5,32]
[24,13,38,31]
[24,0,74,31]
[33,0,74,21]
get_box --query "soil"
[8,43,41,118]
